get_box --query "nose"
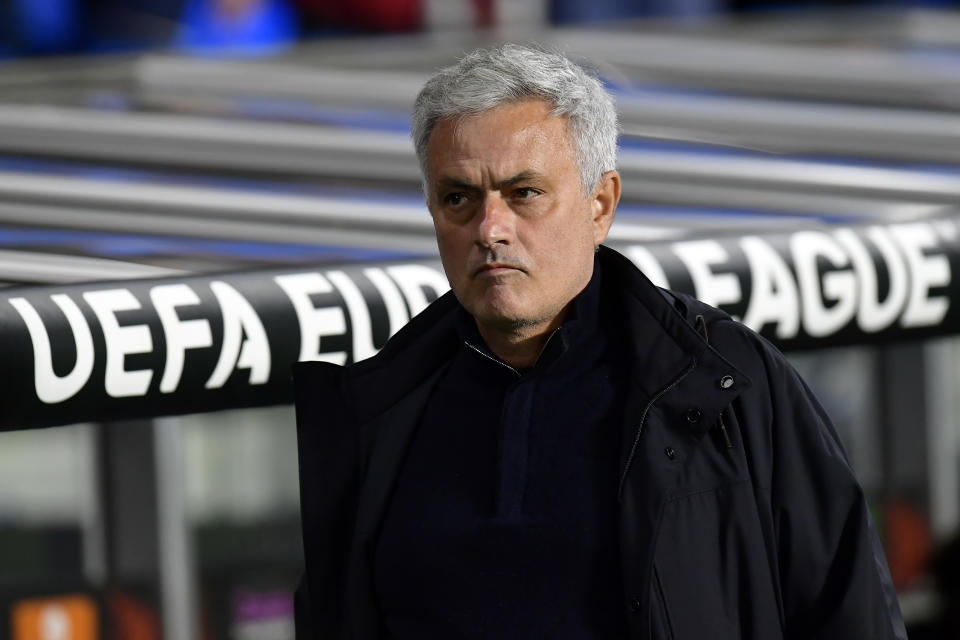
[476,193,515,249]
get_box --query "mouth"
[474,263,521,277]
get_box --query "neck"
[475,311,567,370]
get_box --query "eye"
[513,187,540,199]
[443,192,468,207]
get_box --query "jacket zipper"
[463,326,562,378]
[463,341,522,378]
[617,358,697,501]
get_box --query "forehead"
[425,99,576,179]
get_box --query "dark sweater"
[373,262,629,639]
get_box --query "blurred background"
[2,0,960,638]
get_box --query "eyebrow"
[495,171,542,190]
[435,171,544,192]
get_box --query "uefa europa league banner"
[1,218,957,428]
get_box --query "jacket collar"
[599,245,750,432]
[345,288,459,424]
[347,245,751,445]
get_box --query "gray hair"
[411,43,618,195]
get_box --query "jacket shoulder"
[659,288,736,333]
[659,287,776,367]
[293,290,459,425]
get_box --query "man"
[293,44,907,639]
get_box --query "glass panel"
[182,406,301,640]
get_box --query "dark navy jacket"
[293,246,906,640]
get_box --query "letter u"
[9,294,95,404]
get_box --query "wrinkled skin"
[425,99,621,366]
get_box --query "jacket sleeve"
[293,361,360,640]
[294,573,315,640]
[745,333,907,640]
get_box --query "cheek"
[535,220,592,266]
[536,229,595,290]
[435,232,471,282]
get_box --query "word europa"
[8,265,449,404]
[628,222,952,338]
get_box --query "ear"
[590,170,620,246]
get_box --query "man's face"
[425,99,616,335]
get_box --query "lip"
[474,263,521,276]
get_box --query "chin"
[475,305,522,324]
[471,302,532,330]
